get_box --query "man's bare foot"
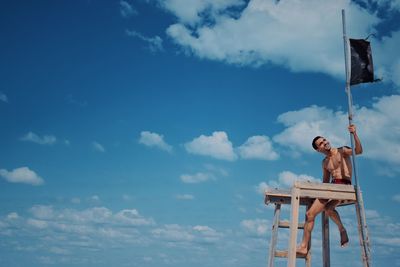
[340,229,349,247]
[296,244,308,255]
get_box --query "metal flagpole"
[341,9,371,267]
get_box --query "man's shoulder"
[338,146,352,156]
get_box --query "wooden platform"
[265,181,357,267]
[265,181,357,206]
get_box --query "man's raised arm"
[348,124,363,155]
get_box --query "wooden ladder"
[268,203,311,267]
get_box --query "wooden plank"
[265,189,314,206]
[298,189,356,201]
[275,250,307,259]
[279,220,305,229]
[294,181,355,192]
[288,187,300,267]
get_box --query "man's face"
[314,137,331,152]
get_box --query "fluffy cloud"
[365,0,400,11]
[185,133,279,161]
[392,194,400,203]
[240,219,269,236]
[28,205,155,227]
[237,135,279,160]
[159,0,245,25]
[273,105,347,153]
[0,204,156,262]
[0,91,8,102]
[152,224,222,243]
[185,131,237,161]
[139,131,172,152]
[159,0,400,86]
[180,172,213,183]
[0,167,44,186]
[120,0,137,18]
[92,141,106,152]
[256,170,319,194]
[20,132,57,145]
[126,30,164,52]
[273,95,400,166]
[163,1,386,80]
[374,30,400,85]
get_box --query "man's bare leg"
[325,200,348,247]
[297,199,326,254]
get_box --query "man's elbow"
[355,148,363,155]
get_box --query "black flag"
[349,39,374,85]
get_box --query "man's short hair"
[312,136,323,150]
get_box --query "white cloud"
[27,218,48,229]
[165,1,383,80]
[0,92,8,102]
[49,246,70,255]
[368,0,400,11]
[7,212,19,220]
[175,194,194,200]
[29,205,155,227]
[139,131,172,152]
[114,209,155,226]
[180,172,213,184]
[20,132,57,145]
[30,205,54,219]
[273,105,347,153]
[92,141,106,152]
[152,224,194,242]
[120,0,137,18]
[240,219,269,236]
[88,195,101,204]
[204,164,229,176]
[126,30,164,52]
[152,224,222,243]
[71,197,81,204]
[393,194,400,203]
[278,171,320,187]
[159,0,245,25]
[122,194,132,201]
[0,167,44,186]
[255,181,269,195]
[185,131,237,161]
[192,225,223,242]
[237,135,279,160]
[374,30,400,85]
[365,209,380,219]
[256,170,319,194]
[273,95,400,166]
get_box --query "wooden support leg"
[268,203,281,267]
[322,211,330,267]
[288,187,300,267]
[305,203,312,267]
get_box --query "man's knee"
[306,210,316,222]
[324,209,334,216]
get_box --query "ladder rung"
[274,250,307,259]
[279,220,305,229]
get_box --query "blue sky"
[1,0,400,266]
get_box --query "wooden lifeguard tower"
[265,181,371,267]
[263,8,375,267]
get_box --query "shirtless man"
[297,124,363,255]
